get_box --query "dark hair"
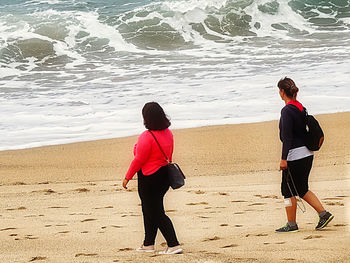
[278,77,299,99]
[142,102,171,131]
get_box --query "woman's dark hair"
[278,77,299,99]
[142,102,171,130]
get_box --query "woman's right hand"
[280,159,288,170]
[122,178,129,189]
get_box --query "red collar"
[287,100,303,111]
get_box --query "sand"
[0,112,349,263]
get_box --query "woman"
[122,102,183,254]
[276,77,334,232]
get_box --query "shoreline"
[1,110,350,153]
[0,111,349,185]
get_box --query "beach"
[0,111,349,263]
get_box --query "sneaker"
[136,245,155,253]
[158,245,183,255]
[275,223,299,233]
[315,212,334,230]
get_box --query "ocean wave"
[0,0,349,78]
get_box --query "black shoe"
[275,223,299,233]
[315,212,334,230]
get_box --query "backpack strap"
[149,131,170,163]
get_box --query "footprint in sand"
[48,206,68,209]
[186,202,209,205]
[231,200,247,203]
[32,189,56,195]
[11,182,26,185]
[94,206,114,209]
[334,224,347,227]
[74,188,90,193]
[221,244,238,248]
[165,209,177,212]
[202,236,220,242]
[323,197,343,200]
[234,257,258,261]
[254,194,279,199]
[0,227,17,231]
[324,201,344,206]
[246,233,268,237]
[118,248,133,252]
[276,241,286,244]
[234,212,245,215]
[220,224,228,227]
[75,253,98,257]
[29,256,47,261]
[57,231,70,234]
[194,190,205,194]
[234,225,243,227]
[69,213,91,215]
[6,207,26,211]
[81,219,97,222]
[219,192,229,196]
[25,236,39,240]
[101,225,123,229]
[248,202,266,206]
[303,235,323,240]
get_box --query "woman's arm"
[280,108,293,169]
[124,132,152,181]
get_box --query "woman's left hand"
[280,159,288,170]
[122,178,129,189]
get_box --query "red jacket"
[125,129,173,180]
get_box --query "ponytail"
[278,77,299,99]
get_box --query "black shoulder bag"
[149,131,185,189]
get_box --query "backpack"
[304,108,324,151]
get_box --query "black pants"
[137,166,179,247]
[281,155,313,198]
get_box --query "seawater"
[1,0,350,150]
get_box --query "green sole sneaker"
[275,224,299,233]
[316,213,334,230]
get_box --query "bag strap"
[149,131,170,164]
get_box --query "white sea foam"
[161,0,228,13]
[245,0,316,38]
[76,11,138,52]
